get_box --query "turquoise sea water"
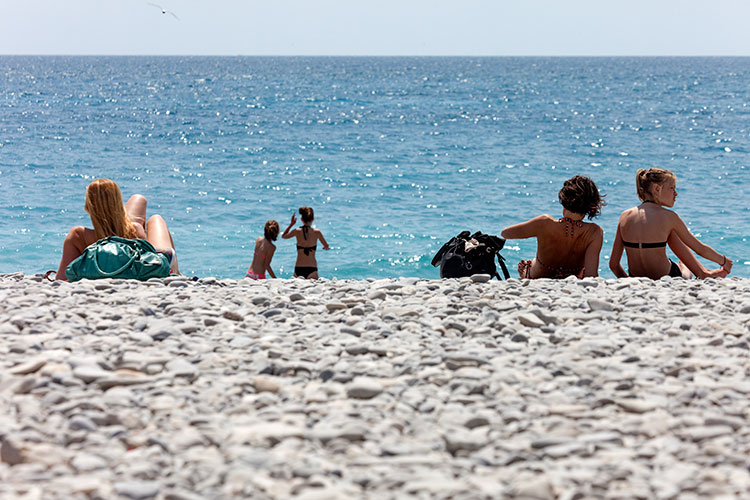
[1,56,748,279]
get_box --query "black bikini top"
[298,225,316,255]
[622,240,667,249]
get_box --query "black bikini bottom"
[629,260,682,278]
[668,260,682,278]
[295,266,317,278]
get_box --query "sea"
[1,56,748,279]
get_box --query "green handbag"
[66,236,171,282]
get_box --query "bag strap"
[43,270,56,282]
[431,237,456,267]
[92,239,140,277]
[496,253,510,280]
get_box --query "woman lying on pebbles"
[54,179,180,281]
[282,206,329,279]
[609,168,731,279]
[501,175,605,279]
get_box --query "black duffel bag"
[431,231,510,280]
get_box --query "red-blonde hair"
[85,179,138,240]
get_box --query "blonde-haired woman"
[609,168,731,279]
[55,179,179,280]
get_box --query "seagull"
[148,2,179,20]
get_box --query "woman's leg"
[146,215,179,274]
[125,194,147,229]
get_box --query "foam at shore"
[2,273,750,499]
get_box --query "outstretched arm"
[609,226,628,278]
[501,215,548,240]
[667,232,727,279]
[282,213,297,239]
[669,213,732,273]
[582,226,603,278]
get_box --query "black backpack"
[431,231,510,280]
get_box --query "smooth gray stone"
[443,429,488,454]
[10,358,47,375]
[531,437,575,449]
[13,376,36,394]
[114,481,161,500]
[511,333,528,342]
[345,344,369,355]
[222,309,243,321]
[166,359,198,380]
[470,274,491,283]
[71,453,108,472]
[682,425,734,442]
[69,415,97,432]
[617,399,658,414]
[72,365,111,383]
[517,313,545,328]
[588,298,615,312]
[1,437,25,465]
[346,378,383,399]
[165,489,208,500]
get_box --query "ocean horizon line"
[2,53,750,58]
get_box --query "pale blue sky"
[2,0,749,56]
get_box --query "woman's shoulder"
[533,214,557,223]
[584,221,604,238]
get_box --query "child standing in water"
[282,206,329,279]
[246,220,279,280]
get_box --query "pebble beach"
[2,273,750,500]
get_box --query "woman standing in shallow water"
[501,175,605,278]
[55,179,179,281]
[609,168,731,279]
[282,206,329,279]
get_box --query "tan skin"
[247,236,277,278]
[609,179,731,279]
[501,208,604,278]
[55,194,179,280]
[282,213,329,279]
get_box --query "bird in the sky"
[148,3,179,20]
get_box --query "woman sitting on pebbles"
[282,206,329,279]
[501,175,605,278]
[54,178,179,281]
[245,220,279,280]
[609,168,731,279]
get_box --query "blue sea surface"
[0,56,748,279]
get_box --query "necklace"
[559,216,584,238]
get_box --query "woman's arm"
[582,226,603,278]
[608,225,628,278]
[667,232,728,279]
[500,215,549,240]
[55,226,89,281]
[281,214,297,239]
[265,246,277,278]
[317,230,330,250]
[669,212,731,272]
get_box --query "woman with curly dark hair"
[501,175,605,279]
